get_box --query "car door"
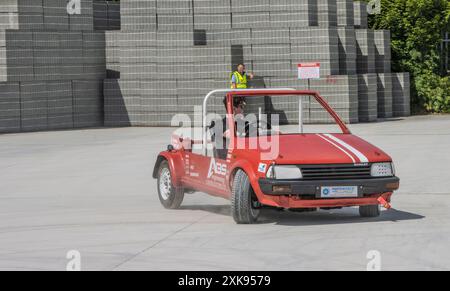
[182,134,231,198]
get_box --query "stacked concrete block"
[157,0,193,31]
[353,1,368,29]
[105,30,120,78]
[93,0,108,30]
[290,28,340,76]
[249,76,357,124]
[230,0,318,29]
[0,0,44,30]
[194,13,231,30]
[317,0,337,27]
[357,73,377,122]
[106,1,120,30]
[272,0,318,26]
[269,0,318,28]
[20,81,48,131]
[105,78,228,127]
[157,46,233,80]
[355,29,376,74]
[34,31,105,81]
[0,79,105,133]
[42,0,99,31]
[0,0,111,32]
[0,0,108,133]
[255,77,309,125]
[376,73,393,118]
[392,72,411,117]
[93,0,122,31]
[158,14,194,32]
[69,0,96,31]
[43,0,69,31]
[374,30,391,73]
[250,40,291,79]
[104,79,133,127]
[205,29,252,46]
[308,75,359,123]
[119,31,157,80]
[101,0,411,128]
[337,27,357,74]
[337,0,354,27]
[194,0,231,31]
[121,0,156,31]
[0,16,106,82]
[47,80,73,129]
[0,82,21,132]
[73,80,103,127]
[0,31,34,82]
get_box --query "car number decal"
[258,163,267,173]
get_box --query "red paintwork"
[157,90,397,209]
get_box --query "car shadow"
[179,205,425,226]
[359,117,405,124]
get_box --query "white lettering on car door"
[208,158,227,179]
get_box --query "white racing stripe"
[323,134,369,163]
[316,134,356,163]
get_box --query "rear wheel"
[359,204,381,217]
[157,160,184,209]
[231,170,260,224]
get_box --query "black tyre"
[359,204,381,217]
[157,160,184,209]
[231,170,260,224]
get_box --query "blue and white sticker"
[321,186,358,198]
[258,163,267,173]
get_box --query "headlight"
[266,165,303,179]
[371,162,395,177]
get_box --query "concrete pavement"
[0,115,449,270]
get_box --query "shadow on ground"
[180,205,425,226]
[360,118,405,124]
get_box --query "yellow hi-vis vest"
[230,71,248,89]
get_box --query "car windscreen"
[239,94,348,136]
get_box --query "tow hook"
[377,197,391,209]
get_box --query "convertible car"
[153,89,400,224]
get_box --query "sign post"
[297,62,321,133]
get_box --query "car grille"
[300,164,372,180]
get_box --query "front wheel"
[231,170,260,224]
[359,204,381,217]
[157,160,184,209]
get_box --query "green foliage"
[415,73,450,113]
[362,0,450,113]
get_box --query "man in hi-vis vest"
[230,63,254,89]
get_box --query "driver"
[211,96,247,160]
[224,96,247,139]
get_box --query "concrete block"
[357,73,377,122]
[392,72,411,117]
[377,73,393,118]
[355,29,376,74]
[337,0,354,26]
[194,13,231,30]
[354,1,367,28]
[193,0,231,14]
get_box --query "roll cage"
[201,89,351,156]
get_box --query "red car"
[153,89,400,224]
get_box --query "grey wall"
[0,0,120,133]
[0,0,411,133]
[104,0,410,127]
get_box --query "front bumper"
[258,177,400,198]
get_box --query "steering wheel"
[241,119,271,137]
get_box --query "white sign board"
[298,63,321,80]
